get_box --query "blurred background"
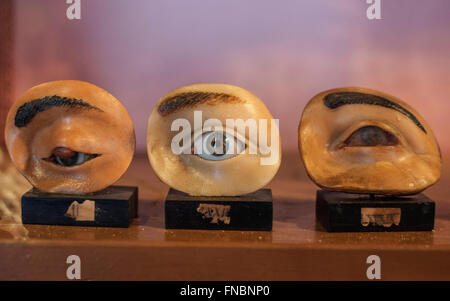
[8,0,450,154]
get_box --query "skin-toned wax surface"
[298,87,442,195]
[147,84,281,196]
[4,80,136,194]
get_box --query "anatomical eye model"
[147,83,281,197]
[5,80,136,194]
[147,83,281,231]
[299,87,441,195]
[299,87,441,232]
[4,80,138,227]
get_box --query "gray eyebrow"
[14,95,102,128]
[324,92,426,134]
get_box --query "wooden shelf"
[1,153,449,280]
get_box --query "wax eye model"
[147,83,281,196]
[4,80,136,194]
[298,87,441,195]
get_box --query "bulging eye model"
[193,131,246,161]
[43,147,99,167]
[337,126,399,149]
[147,83,281,196]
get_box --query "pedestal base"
[165,188,273,231]
[22,186,138,228]
[316,190,434,232]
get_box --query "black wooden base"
[165,188,273,231]
[316,190,435,232]
[22,186,138,228]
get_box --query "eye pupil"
[207,133,228,156]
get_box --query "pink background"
[13,0,450,153]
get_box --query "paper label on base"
[361,207,401,227]
[196,203,231,224]
[65,200,95,221]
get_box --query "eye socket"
[193,131,246,161]
[43,147,99,167]
[338,126,399,149]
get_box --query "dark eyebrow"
[158,92,242,116]
[14,95,102,128]
[324,92,426,134]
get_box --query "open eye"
[338,126,399,149]
[43,147,99,167]
[193,131,246,161]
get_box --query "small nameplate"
[196,203,231,224]
[65,200,95,221]
[361,207,401,227]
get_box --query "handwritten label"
[361,208,400,227]
[197,204,231,224]
[65,200,95,221]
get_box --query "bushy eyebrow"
[15,95,102,128]
[158,92,242,116]
[324,92,427,134]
